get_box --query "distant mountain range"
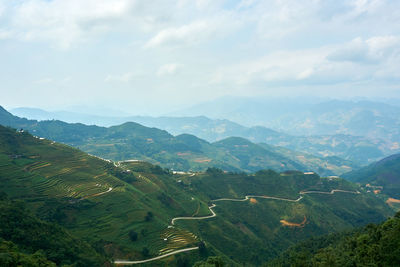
[1,105,358,176]
[170,97,400,141]
[11,103,400,165]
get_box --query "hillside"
[0,195,105,266]
[267,212,400,266]
[260,144,357,177]
[116,115,396,166]
[343,153,400,200]
[11,106,398,166]
[212,137,306,172]
[116,162,393,265]
[0,106,356,175]
[0,125,210,265]
[0,125,394,265]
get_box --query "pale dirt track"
[171,189,360,225]
[114,247,199,265]
[79,187,113,200]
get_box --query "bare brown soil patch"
[249,198,257,204]
[177,152,191,156]
[194,158,212,163]
[30,163,51,171]
[386,197,400,204]
[280,216,307,228]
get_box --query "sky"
[1,0,400,115]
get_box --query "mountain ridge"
[0,125,393,265]
[1,105,356,176]
[10,105,399,165]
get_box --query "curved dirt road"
[171,189,359,225]
[118,188,360,264]
[171,204,217,225]
[300,189,360,195]
[114,247,199,265]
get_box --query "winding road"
[114,247,199,265]
[300,189,360,195]
[170,189,359,225]
[171,204,217,225]
[115,188,360,265]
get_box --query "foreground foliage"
[267,212,400,266]
[0,194,105,266]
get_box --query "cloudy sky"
[1,0,400,114]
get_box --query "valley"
[11,105,400,166]
[0,106,361,176]
[2,2,400,265]
[0,124,395,266]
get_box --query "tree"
[206,167,223,175]
[128,230,138,241]
[145,211,153,222]
[198,241,207,256]
[142,247,150,257]
[193,256,225,267]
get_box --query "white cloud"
[144,12,241,48]
[4,0,135,48]
[145,20,213,48]
[157,63,182,76]
[33,77,53,84]
[327,36,400,63]
[0,1,4,17]
[327,37,370,63]
[211,48,327,85]
[0,29,12,40]
[297,68,314,80]
[105,72,135,82]
[1,0,400,111]
[366,36,400,59]
[211,35,400,87]
[349,0,382,17]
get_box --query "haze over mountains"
[1,105,357,176]
[10,98,400,166]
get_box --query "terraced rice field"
[0,152,122,200]
[146,227,198,256]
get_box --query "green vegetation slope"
[0,125,394,266]
[0,106,356,176]
[343,153,400,199]
[267,211,400,266]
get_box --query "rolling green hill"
[0,105,357,176]
[11,106,397,166]
[169,169,392,265]
[261,144,357,176]
[343,153,400,199]
[0,125,209,265]
[213,137,306,172]
[0,125,394,266]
